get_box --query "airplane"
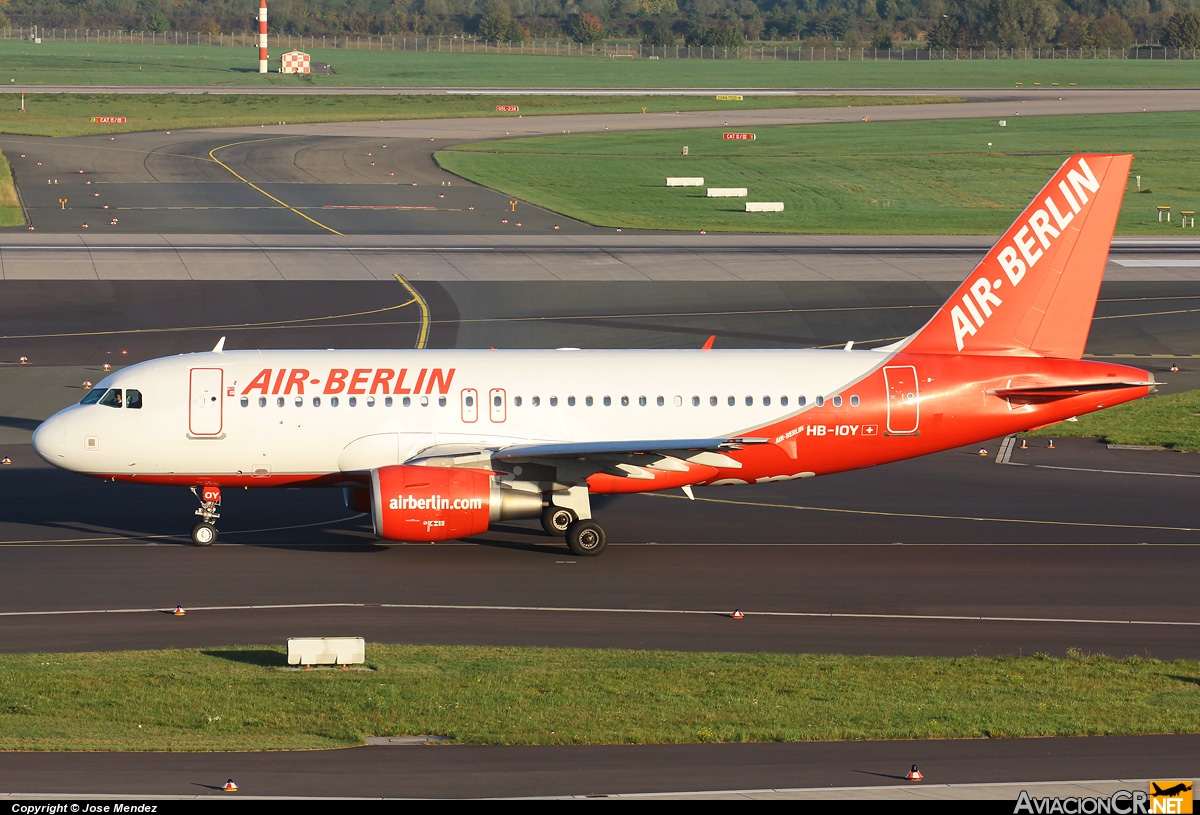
[32,154,1154,556]
[1152,783,1193,797]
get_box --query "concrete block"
[707,188,748,198]
[287,637,365,666]
[666,177,704,187]
[746,202,785,212]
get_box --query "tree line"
[7,0,1200,49]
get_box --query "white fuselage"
[33,348,886,480]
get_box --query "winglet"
[701,335,716,351]
[212,336,226,353]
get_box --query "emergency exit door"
[883,365,919,435]
[189,368,224,436]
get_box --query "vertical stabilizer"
[903,154,1132,359]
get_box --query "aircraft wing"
[493,437,770,459]
[404,437,769,466]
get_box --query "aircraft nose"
[32,414,66,463]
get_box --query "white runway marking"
[1,602,1196,628]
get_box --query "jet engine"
[369,465,542,542]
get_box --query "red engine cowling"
[370,465,492,542]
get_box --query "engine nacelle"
[369,465,542,542]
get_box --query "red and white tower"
[257,0,269,74]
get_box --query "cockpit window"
[79,388,106,405]
[125,389,142,409]
[98,389,123,408]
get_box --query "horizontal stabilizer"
[987,381,1153,399]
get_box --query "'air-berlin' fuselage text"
[240,367,456,396]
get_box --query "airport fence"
[3,27,1198,61]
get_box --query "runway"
[1,282,1197,663]
[0,89,1198,798]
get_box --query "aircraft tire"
[566,520,606,557]
[191,522,217,546]
[540,505,576,537]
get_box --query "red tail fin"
[903,154,1132,359]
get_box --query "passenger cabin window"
[367,396,375,407]
[403,397,411,407]
[514,396,522,407]
[532,396,541,407]
[258,397,267,407]
[276,397,285,408]
[567,396,575,407]
[850,395,860,407]
[240,397,249,408]
[438,396,447,407]
[79,388,106,405]
[420,396,429,407]
[295,396,303,407]
[833,396,843,407]
[692,396,700,406]
[727,396,735,407]
[349,397,357,407]
[603,396,611,407]
[99,389,123,408]
[781,396,789,406]
[815,396,824,407]
[709,396,717,406]
[585,396,594,407]
[385,397,393,407]
[550,396,558,407]
[798,396,806,407]
[763,396,771,406]
[465,395,474,408]
[331,397,339,407]
[658,396,665,407]
[125,389,142,409]
[745,396,753,406]
[313,397,321,407]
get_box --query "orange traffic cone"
[102,363,111,372]
[1048,439,1055,449]
[2,457,11,465]
[906,764,924,782]
[173,606,185,617]
[731,609,745,620]
[223,779,238,792]
[1170,363,1179,372]
[1020,439,1028,449]
[978,448,988,456]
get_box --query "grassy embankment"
[0,39,1196,88]
[437,111,1200,235]
[0,149,22,226]
[1,645,1196,750]
[1025,389,1200,451]
[0,93,957,138]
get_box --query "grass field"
[0,93,957,138]
[437,112,1200,235]
[1025,389,1200,451]
[0,150,23,226]
[0,39,1196,88]
[1,645,1196,750]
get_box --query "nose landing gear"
[190,485,221,546]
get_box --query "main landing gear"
[190,485,221,546]
[542,488,607,557]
